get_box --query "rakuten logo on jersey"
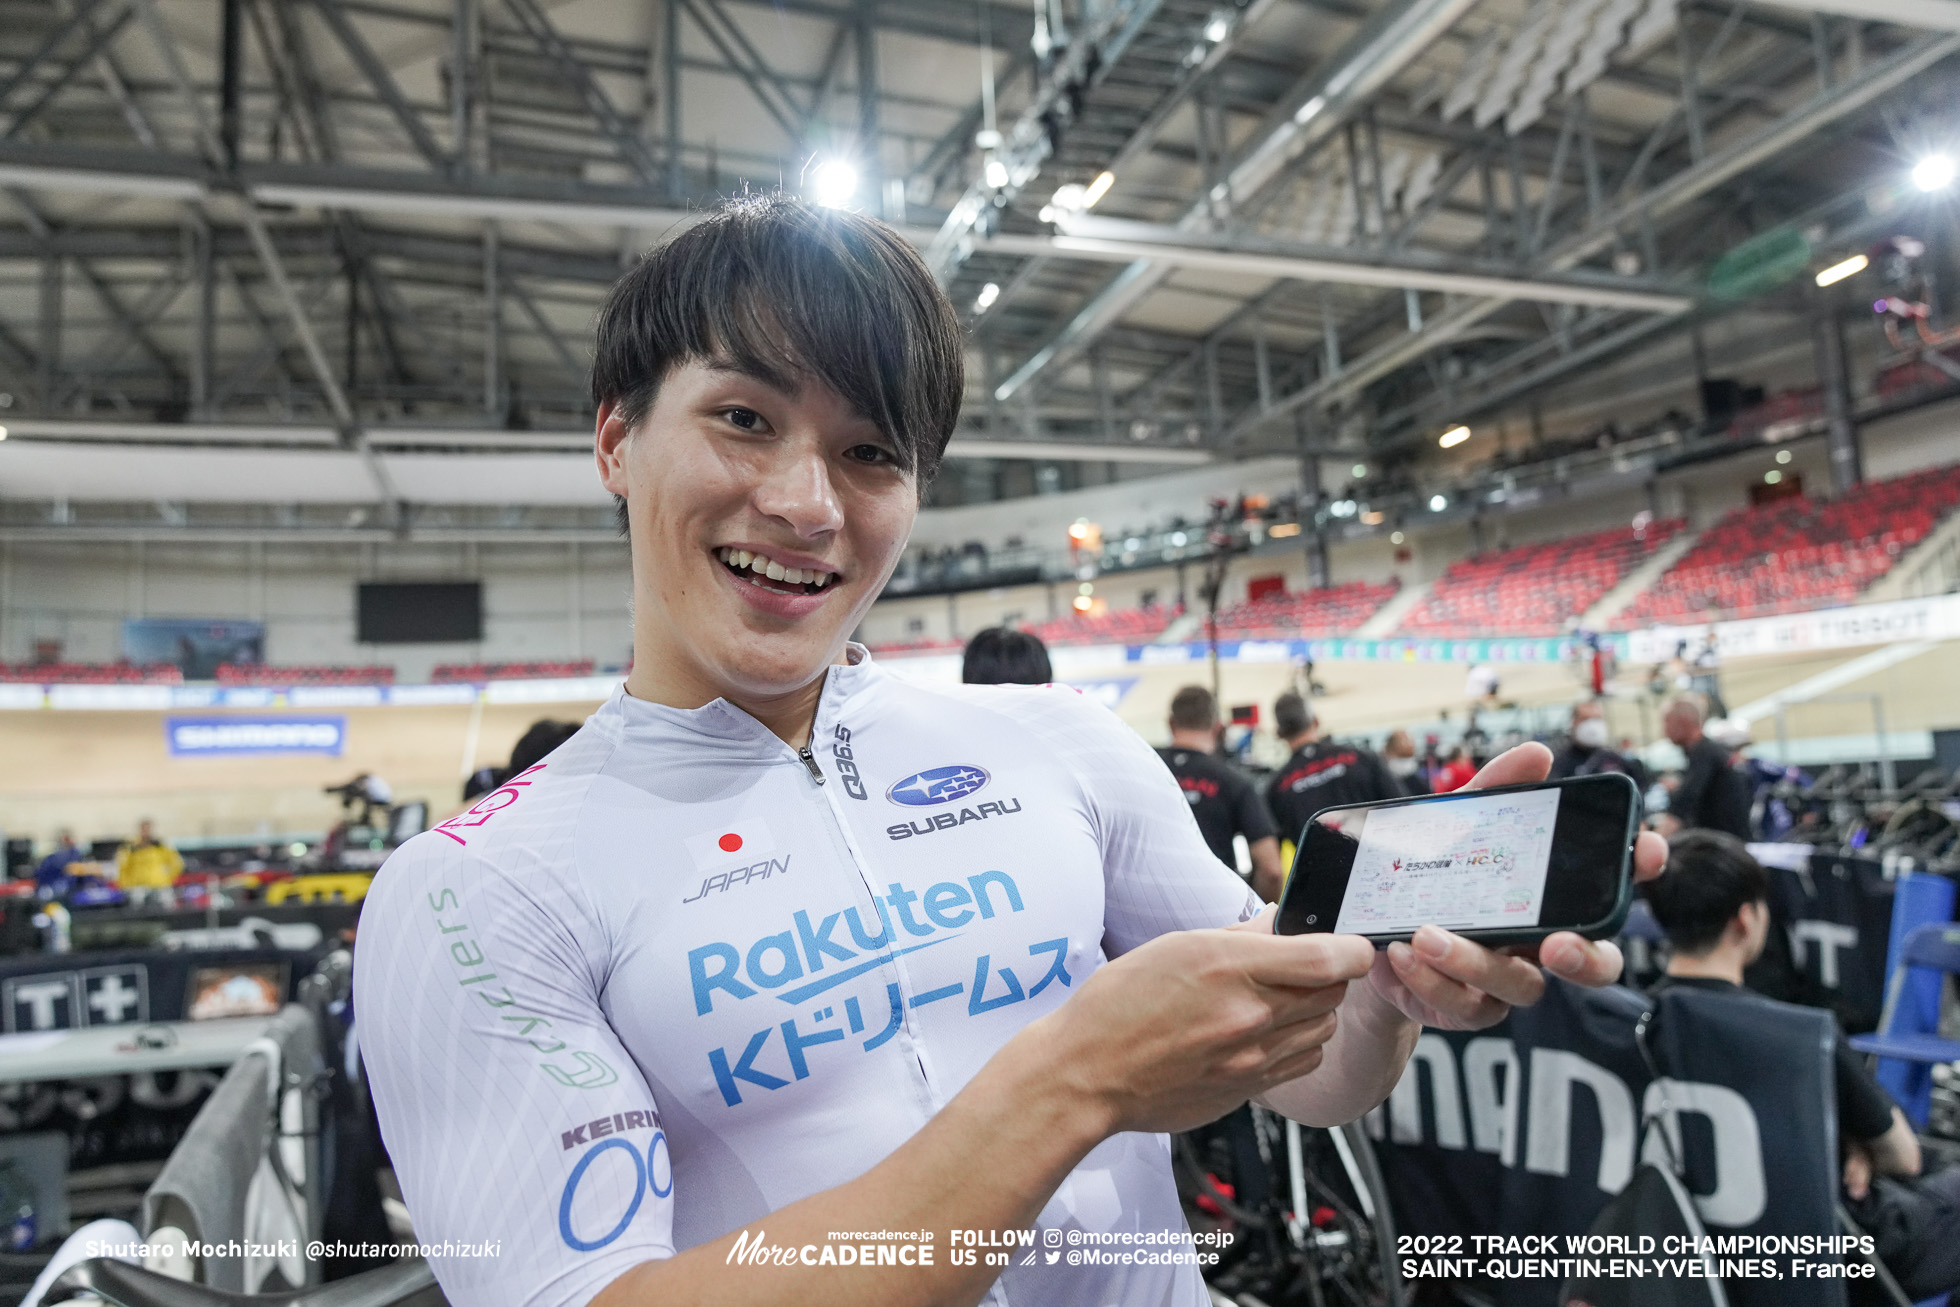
[684,869,1077,1108]
[680,820,789,905]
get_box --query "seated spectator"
[116,818,184,890]
[34,830,86,890]
[960,627,1053,685]
[1644,831,1960,1300]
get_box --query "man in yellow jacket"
[116,819,183,890]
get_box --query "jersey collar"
[600,642,886,749]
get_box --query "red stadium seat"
[1613,466,1960,627]
[1396,520,1685,637]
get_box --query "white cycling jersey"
[357,645,1262,1307]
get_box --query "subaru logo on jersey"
[886,765,989,806]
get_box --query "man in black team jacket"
[1155,685,1283,901]
[1265,691,1403,847]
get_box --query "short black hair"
[509,719,581,775]
[961,627,1052,685]
[1641,829,1768,954]
[1274,691,1314,740]
[1168,685,1217,731]
[592,194,965,532]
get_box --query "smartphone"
[1273,772,1640,946]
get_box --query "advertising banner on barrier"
[1625,592,1960,664]
[164,715,347,757]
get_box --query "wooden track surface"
[6,639,1955,845]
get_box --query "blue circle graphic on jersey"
[886,764,990,806]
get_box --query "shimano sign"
[165,715,347,757]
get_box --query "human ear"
[595,400,634,498]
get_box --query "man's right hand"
[1027,928,1377,1136]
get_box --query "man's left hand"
[1367,741,1668,1031]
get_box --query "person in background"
[1655,694,1751,839]
[462,719,584,804]
[1550,699,1647,789]
[1644,832,1960,1300]
[1266,691,1402,843]
[33,830,85,889]
[115,819,183,890]
[1155,685,1283,902]
[960,626,1053,685]
[1431,745,1478,794]
[1382,729,1427,795]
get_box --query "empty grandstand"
[1615,466,1960,626]
[1399,521,1685,636]
[1210,581,1400,640]
[0,661,183,684]
[216,664,397,686]
[1025,603,1180,648]
[430,659,597,683]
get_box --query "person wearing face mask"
[1381,729,1427,796]
[1549,699,1646,792]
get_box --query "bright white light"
[1913,154,1957,192]
[1037,205,1058,224]
[1170,531,1187,547]
[809,158,858,208]
[1293,95,1326,125]
[1429,494,1448,512]
[1438,424,1470,449]
[984,158,1010,189]
[1330,499,1356,518]
[1776,449,1792,465]
[0,425,8,442]
[1050,182,1087,211]
[1391,531,1405,545]
[1815,253,1869,287]
[1204,10,1231,41]
[974,282,1001,312]
[1083,171,1116,208]
[1351,463,1367,478]
[974,129,1002,151]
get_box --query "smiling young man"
[357,196,1664,1307]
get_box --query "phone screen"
[1275,773,1637,941]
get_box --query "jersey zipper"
[797,744,826,785]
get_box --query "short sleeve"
[1833,1029,1897,1142]
[357,829,674,1307]
[1036,691,1264,956]
[1229,771,1278,844]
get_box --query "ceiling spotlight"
[1912,153,1957,192]
[974,129,1003,151]
[1351,463,1368,478]
[1776,449,1792,464]
[809,158,858,208]
[1083,171,1116,208]
[1765,470,1783,485]
[983,158,1009,189]
[1438,425,1470,449]
[1391,531,1405,544]
[1815,253,1868,287]
[974,282,1001,312]
[1204,9,1231,41]
[1037,205,1058,224]
[1429,493,1449,512]
[1050,182,1087,211]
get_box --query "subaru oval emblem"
[886,764,990,807]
